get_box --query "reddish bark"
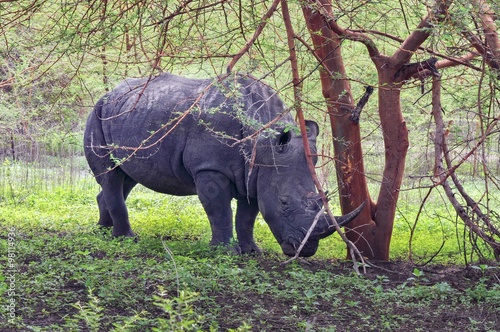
[372,65,409,260]
[470,0,500,70]
[301,0,451,260]
[301,4,378,259]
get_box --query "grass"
[0,160,499,331]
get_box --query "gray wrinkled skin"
[84,73,361,257]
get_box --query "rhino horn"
[310,200,367,240]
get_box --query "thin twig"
[282,0,365,273]
[282,207,326,264]
[226,0,281,73]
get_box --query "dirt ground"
[2,256,498,332]
[213,259,500,331]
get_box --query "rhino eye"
[279,196,291,206]
[306,200,320,211]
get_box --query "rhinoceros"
[84,73,364,257]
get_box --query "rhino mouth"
[280,236,319,257]
[276,201,368,257]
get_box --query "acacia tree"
[297,0,499,260]
[217,0,500,261]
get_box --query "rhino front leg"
[195,171,234,247]
[236,199,262,254]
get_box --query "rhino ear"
[277,129,292,149]
[305,120,319,139]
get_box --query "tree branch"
[432,77,500,260]
[465,0,500,72]
[394,57,439,82]
[349,86,374,124]
[283,0,365,271]
[226,0,281,73]
[353,28,485,72]
[434,52,479,70]
[391,0,451,66]
[309,0,381,59]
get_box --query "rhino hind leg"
[97,168,137,237]
[97,176,138,229]
[235,199,262,254]
[97,191,113,228]
[195,171,234,247]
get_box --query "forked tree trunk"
[301,0,500,261]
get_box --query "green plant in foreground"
[152,287,253,331]
[152,288,214,331]
[153,287,223,332]
[65,288,103,332]
[471,264,497,277]
[407,268,429,284]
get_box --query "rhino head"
[252,120,365,257]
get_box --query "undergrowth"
[0,163,499,331]
[0,161,490,263]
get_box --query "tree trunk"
[302,5,383,260]
[372,65,409,259]
[301,0,450,260]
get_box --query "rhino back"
[88,73,251,196]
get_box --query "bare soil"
[214,259,500,331]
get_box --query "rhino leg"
[235,199,262,254]
[97,169,137,237]
[97,191,113,227]
[195,171,233,246]
[97,176,137,229]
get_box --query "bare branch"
[392,0,451,66]
[394,57,439,82]
[432,77,500,260]
[349,86,374,124]
[435,52,480,71]
[354,29,484,72]
[282,0,321,199]
[285,0,365,270]
[151,0,219,27]
[226,0,281,73]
